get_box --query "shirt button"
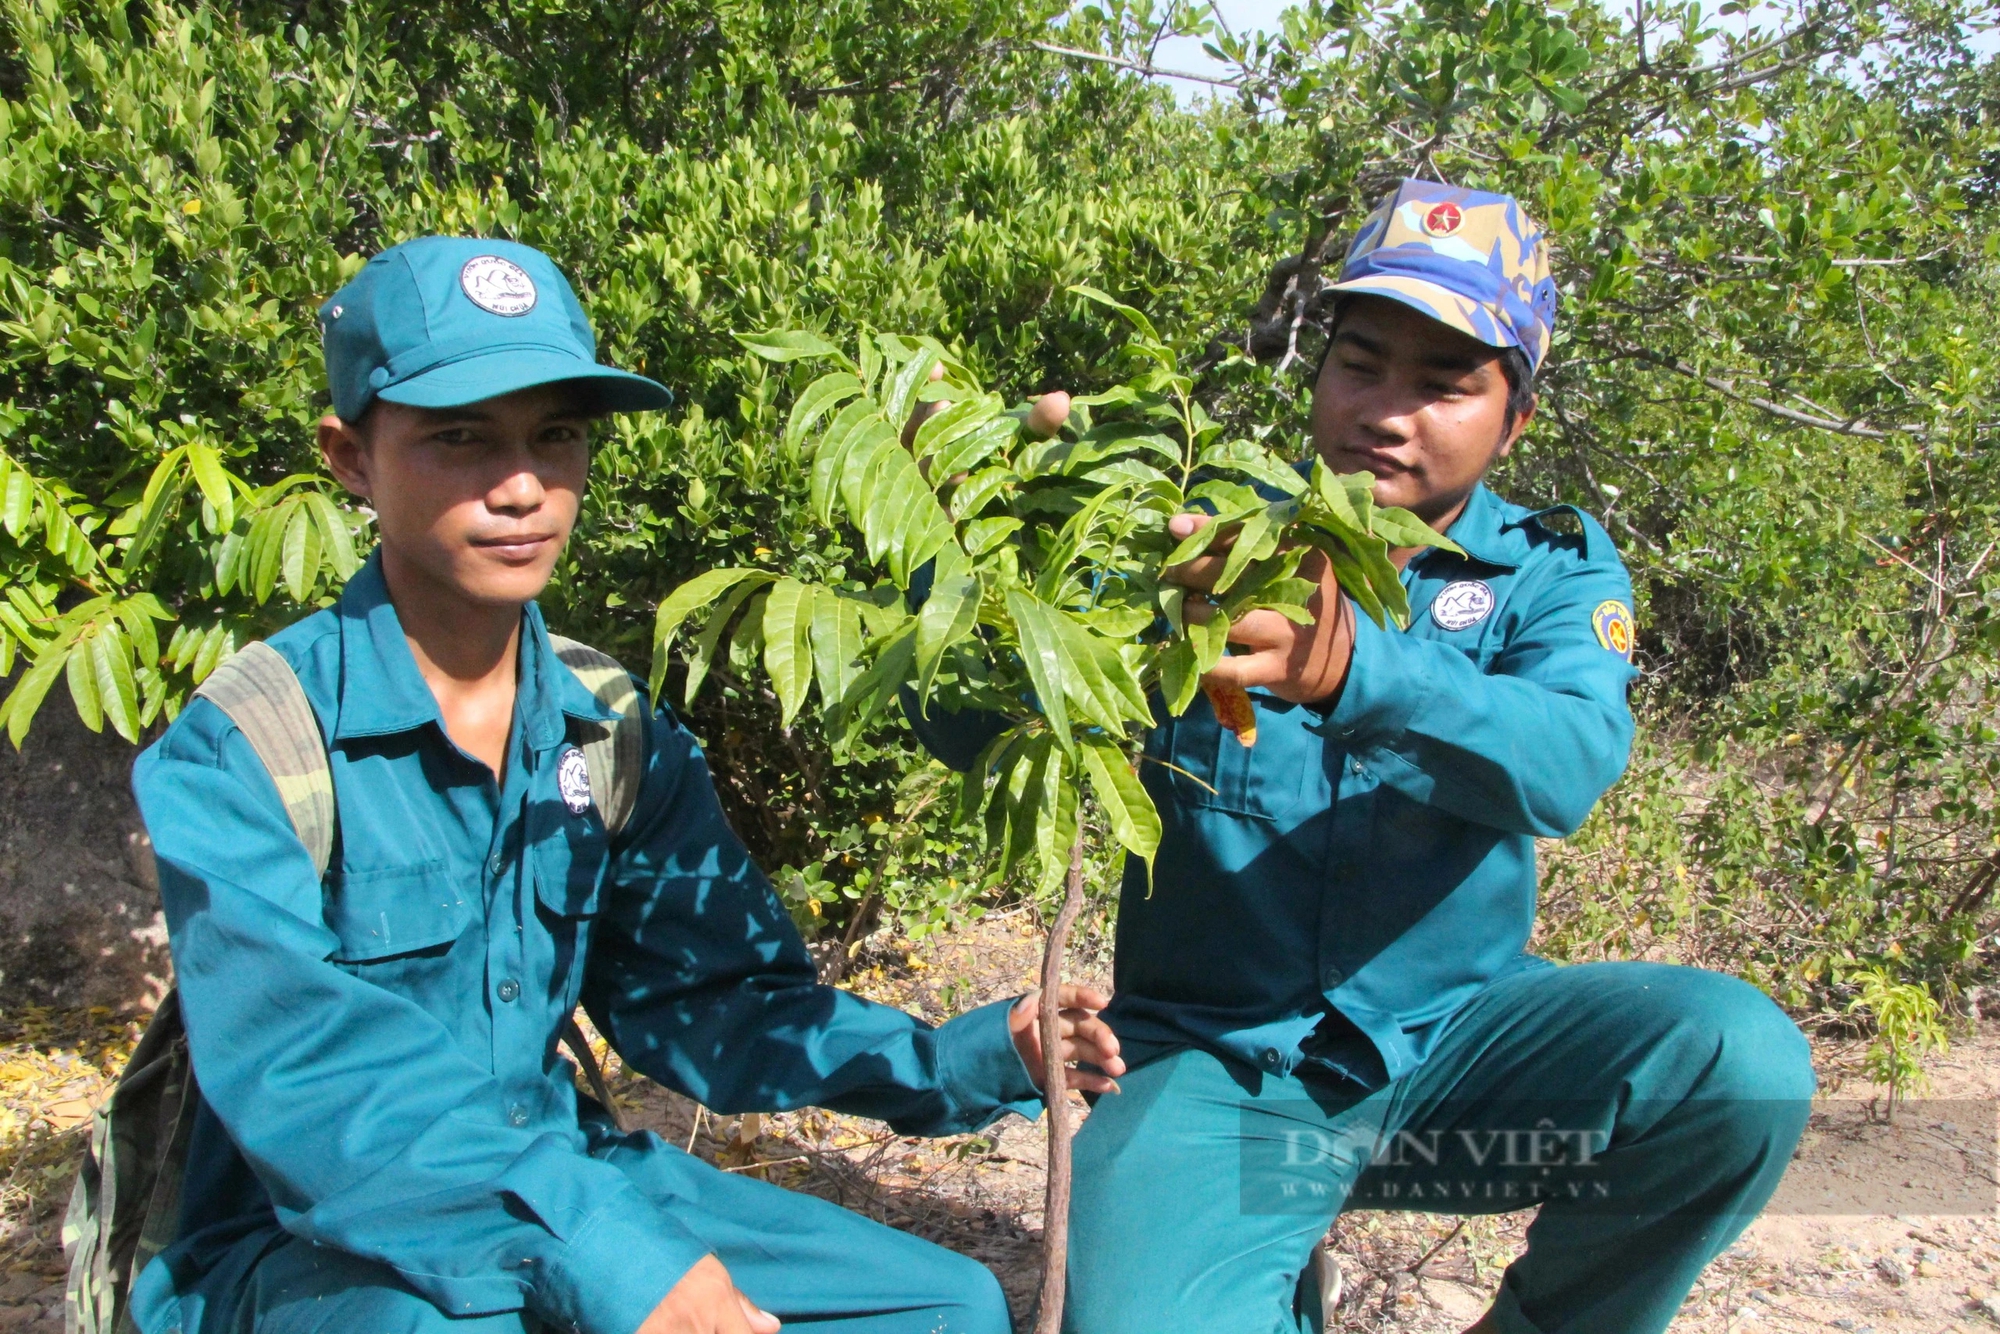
[488,852,505,876]
[1349,759,1365,776]
[1322,965,1345,989]
[496,978,520,1003]
[1260,1047,1281,1069]
[508,1104,529,1127]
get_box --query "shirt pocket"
[323,862,470,963]
[1162,692,1315,820]
[532,806,610,919]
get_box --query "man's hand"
[1163,513,1355,706]
[637,1255,780,1334]
[1009,984,1125,1095]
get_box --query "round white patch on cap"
[1430,579,1496,632]
[557,746,592,815]
[460,255,538,316]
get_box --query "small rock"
[1878,1254,1912,1285]
[1750,1288,1777,1304]
[1980,1294,2000,1322]
[1734,1305,1760,1320]
[1922,1260,1946,1278]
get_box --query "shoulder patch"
[1592,600,1635,659]
[1431,580,1496,632]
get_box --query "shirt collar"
[331,550,622,748]
[1428,483,1521,571]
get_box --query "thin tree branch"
[1030,40,1242,88]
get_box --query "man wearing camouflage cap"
[919,179,1815,1333]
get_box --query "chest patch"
[557,745,593,816]
[1430,580,1495,632]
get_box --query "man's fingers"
[1054,982,1110,1011]
[1167,511,1211,540]
[1066,1070,1122,1095]
[1202,650,1289,692]
[739,1292,781,1334]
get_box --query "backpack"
[63,635,647,1334]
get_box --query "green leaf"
[932,417,1017,482]
[947,466,1016,521]
[123,461,188,569]
[1080,734,1161,870]
[760,578,815,728]
[1,641,68,746]
[191,622,234,683]
[828,624,916,748]
[306,492,361,580]
[1198,440,1307,495]
[961,516,1022,557]
[66,631,102,732]
[810,399,882,525]
[1069,284,1161,343]
[248,504,286,602]
[91,624,140,742]
[1158,635,1201,715]
[1,464,35,537]
[653,568,777,671]
[911,394,998,461]
[1369,504,1464,555]
[837,417,899,522]
[787,372,864,451]
[1189,608,1231,673]
[914,570,981,710]
[281,501,318,603]
[881,345,941,428]
[737,329,844,363]
[185,442,235,530]
[809,587,867,710]
[1163,509,1252,568]
[682,577,765,704]
[1005,588,1071,748]
[1211,507,1276,597]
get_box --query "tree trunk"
[1033,831,1088,1334]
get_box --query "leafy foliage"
[655,301,1443,889]
[1,0,1999,1056]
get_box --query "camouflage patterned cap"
[1329,179,1558,373]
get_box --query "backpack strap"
[189,638,632,1130]
[193,641,337,877]
[547,634,645,838]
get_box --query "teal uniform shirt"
[912,482,1638,1088]
[130,554,1042,1334]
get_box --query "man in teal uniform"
[130,237,1124,1334]
[913,180,1815,1334]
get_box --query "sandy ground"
[3,910,1998,1333]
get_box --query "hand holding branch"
[1162,512,1355,706]
[1009,983,1125,1095]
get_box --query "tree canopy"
[1,0,1996,1026]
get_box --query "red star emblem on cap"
[1423,202,1463,236]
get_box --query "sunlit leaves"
[660,323,1448,891]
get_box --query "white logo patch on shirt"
[459,255,538,316]
[1430,579,1496,632]
[557,745,592,815]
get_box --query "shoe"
[1310,1239,1343,1326]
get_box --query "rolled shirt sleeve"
[1328,537,1638,838]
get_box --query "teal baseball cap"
[318,237,673,423]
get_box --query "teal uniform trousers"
[1066,960,1813,1334]
[132,554,1039,1334]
